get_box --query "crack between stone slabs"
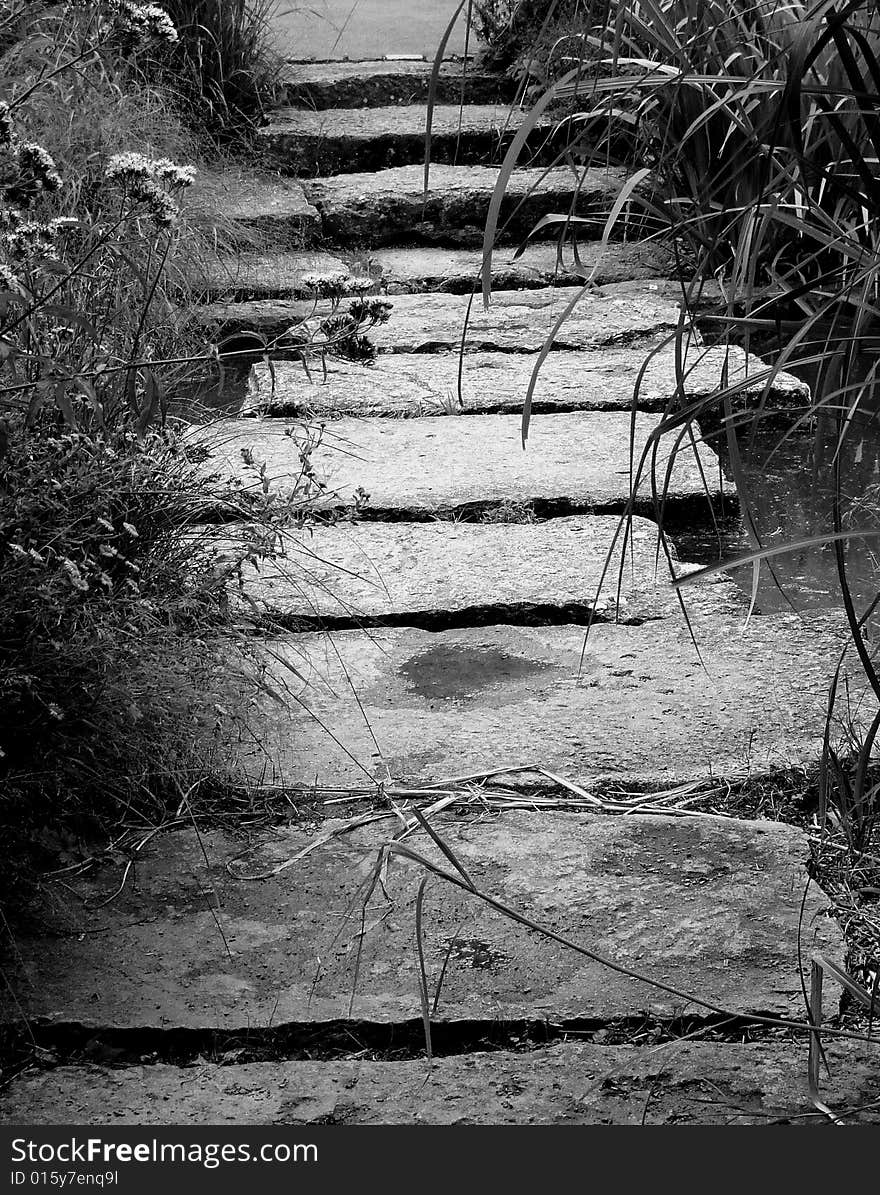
[239,602,655,635]
[0,1013,797,1073]
[194,495,738,533]
[239,397,667,418]
[354,494,738,528]
[198,278,600,304]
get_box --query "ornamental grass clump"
[144,0,284,138]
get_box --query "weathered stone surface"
[204,282,689,354]
[0,813,844,1029]
[200,251,350,300]
[374,240,681,293]
[278,59,514,109]
[303,163,641,245]
[197,412,727,517]
[4,1042,878,1125]
[247,614,856,788]
[197,241,681,300]
[191,172,321,247]
[244,344,808,418]
[379,283,686,352]
[260,104,561,174]
[225,515,746,625]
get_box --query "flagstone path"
[2,52,877,1125]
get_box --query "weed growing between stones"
[479,499,538,523]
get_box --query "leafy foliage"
[471,0,597,74]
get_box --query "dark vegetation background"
[0,1,297,907]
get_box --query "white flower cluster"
[300,272,376,298]
[66,1,178,51]
[0,103,13,148]
[17,143,62,194]
[0,101,62,208]
[1,213,79,260]
[4,220,56,256]
[104,152,196,228]
[110,1,178,49]
[105,153,195,189]
[0,262,20,291]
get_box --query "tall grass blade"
[415,876,433,1063]
[480,67,581,306]
[424,0,469,199]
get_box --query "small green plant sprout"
[432,388,464,415]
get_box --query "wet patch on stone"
[247,615,864,789]
[398,643,554,702]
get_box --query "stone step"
[243,344,808,419]
[222,515,746,628]
[246,613,856,789]
[199,241,680,301]
[205,281,689,355]
[373,241,680,294]
[195,411,726,518]
[188,171,321,248]
[277,58,515,108]
[260,104,564,176]
[4,1042,876,1125]
[0,812,843,1031]
[303,163,647,246]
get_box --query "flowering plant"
[0,3,202,431]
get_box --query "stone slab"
[198,241,680,300]
[192,172,321,248]
[200,251,350,301]
[247,614,857,788]
[205,282,689,354]
[4,1042,878,1124]
[278,59,514,108]
[224,515,746,625]
[0,813,844,1029]
[260,104,560,174]
[196,412,727,517]
[244,345,808,418]
[302,163,640,245]
[374,240,681,293]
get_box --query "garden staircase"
[1,56,878,1125]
